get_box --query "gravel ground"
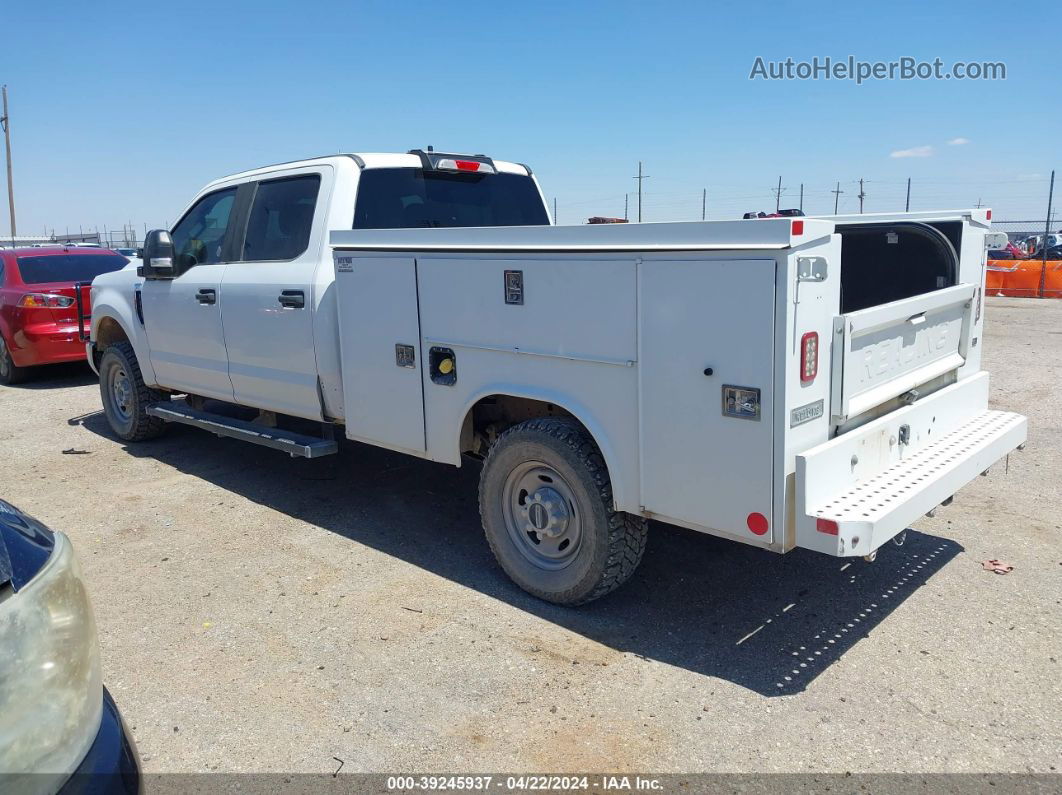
[0,297,1059,775]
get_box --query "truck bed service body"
[86,152,1026,604]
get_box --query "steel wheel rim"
[0,338,9,378]
[502,460,582,571]
[108,364,133,422]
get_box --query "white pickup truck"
[87,151,1027,605]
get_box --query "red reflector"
[986,209,992,220]
[746,512,769,536]
[454,160,481,172]
[816,518,839,535]
[800,331,819,383]
[791,220,804,236]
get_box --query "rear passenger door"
[220,169,326,419]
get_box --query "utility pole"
[858,178,866,214]
[633,161,650,222]
[701,188,706,221]
[1039,169,1055,299]
[1,85,16,238]
[799,183,803,213]
[624,193,628,221]
[773,175,783,212]
[553,197,557,224]
[832,181,843,214]
[905,177,911,212]
[974,198,983,208]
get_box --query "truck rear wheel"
[99,342,168,441]
[479,418,647,605]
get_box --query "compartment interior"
[837,221,961,313]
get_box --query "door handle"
[278,290,305,309]
[196,288,217,305]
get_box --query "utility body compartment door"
[333,254,426,455]
[639,258,777,543]
[831,283,975,422]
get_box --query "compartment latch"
[797,256,828,282]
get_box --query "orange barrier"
[986,259,1062,298]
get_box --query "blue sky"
[2,0,1059,235]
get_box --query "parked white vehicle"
[87,151,1027,604]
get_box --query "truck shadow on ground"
[77,412,962,697]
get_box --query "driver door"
[141,186,241,400]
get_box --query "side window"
[170,188,237,269]
[242,175,321,261]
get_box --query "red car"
[0,247,131,384]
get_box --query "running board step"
[146,402,338,458]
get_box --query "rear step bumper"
[796,374,1026,557]
[146,401,338,458]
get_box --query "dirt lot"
[0,297,1059,775]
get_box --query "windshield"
[15,253,129,284]
[353,168,549,229]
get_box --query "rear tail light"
[791,219,804,236]
[435,158,496,175]
[18,293,75,308]
[800,331,819,383]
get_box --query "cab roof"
[203,152,532,191]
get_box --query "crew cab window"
[353,168,549,229]
[171,188,237,269]
[242,175,320,261]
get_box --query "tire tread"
[479,417,648,605]
[101,341,168,441]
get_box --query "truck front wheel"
[479,418,648,605]
[99,342,168,441]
